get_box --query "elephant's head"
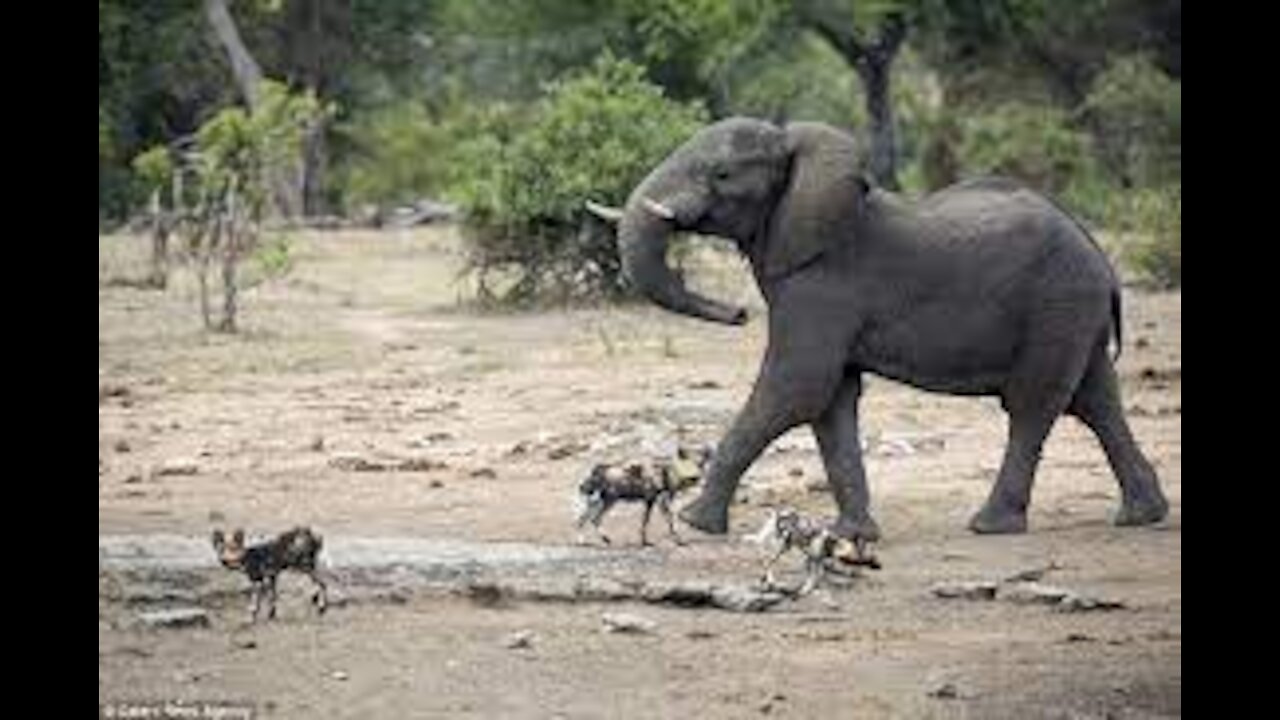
[605,117,867,325]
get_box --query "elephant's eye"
[713,167,732,182]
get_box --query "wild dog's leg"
[307,570,329,614]
[250,580,265,621]
[658,494,684,545]
[266,575,279,620]
[640,500,656,546]
[589,498,615,545]
[575,494,607,545]
[798,554,823,596]
[760,544,789,588]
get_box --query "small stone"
[123,473,144,484]
[504,630,535,650]
[1055,594,1127,613]
[330,670,349,681]
[114,440,132,453]
[469,467,497,480]
[602,612,657,635]
[397,457,448,472]
[930,581,998,600]
[330,453,384,472]
[999,582,1073,605]
[929,683,959,699]
[308,435,325,452]
[758,693,786,714]
[138,608,209,629]
[154,458,199,477]
[429,479,445,488]
[548,443,588,461]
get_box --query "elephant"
[589,117,1169,543]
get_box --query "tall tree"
[798,0,908,189]
[204,0,304,217]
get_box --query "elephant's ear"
[764,124,869,279]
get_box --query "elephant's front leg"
[680,341,844,534]
[813,374,881,544]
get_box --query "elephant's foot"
[1115,490,1169,527]
[969,503,1028,535]
[677,493,730,534]
[831,515,881,544]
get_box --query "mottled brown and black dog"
[574,445,713,547]
[212,526,328,621]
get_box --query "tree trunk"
[218,186,240,333]
[802,10,907,190]
[203,0,264,106]
[855,59,899,190]
[198,217,215,331]
[147,189,170,289]
[204,0,302,219]
[303,124,327,216]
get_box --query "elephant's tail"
[1110,287,1123,363]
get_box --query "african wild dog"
[749,506,881,595]
[574,444,713,547]
[212,526,328,621]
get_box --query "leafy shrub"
[1116,183,1180,288]
[1084,54,1181,189]
[956,102,1096,195]
[336,99,460,211]
[449,54,708,303]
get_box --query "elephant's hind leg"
[971,320,1097,534]
[1068,345,1169,526]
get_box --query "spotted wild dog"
[748,506,881,595]
[574,444,713,547]
[211,526,328,621]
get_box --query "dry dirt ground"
[99,227,1181,719]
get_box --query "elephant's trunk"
[618,184,747,326]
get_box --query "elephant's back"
[917,178,1112,277]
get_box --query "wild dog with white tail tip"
[574,444,713,547]
[748,506,881,595]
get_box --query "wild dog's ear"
[211,529,225,550]
[231,528,246,547]
[765,123,869,280]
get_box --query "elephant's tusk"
[641,197,677,221]
[584,199,623,224]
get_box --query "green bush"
[450,54,708,303]
[1084,54,1181,188]
[953,101,1113,221]
[337,100,459,210]
[1117,183,1180,289]
[956,102,1096,195]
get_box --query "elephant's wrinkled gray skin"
[611,117,1168,541]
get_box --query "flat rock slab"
[100,535,617,574]
[137,608,209,629]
